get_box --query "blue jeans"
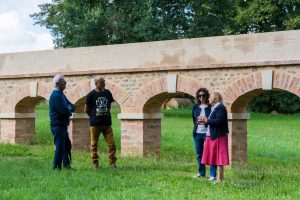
[194,133,217,177]
[51,126,72,169]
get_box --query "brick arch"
[67,79,129,112]
[5,84,31,112]
[132,77,167,112]
[273,70,300,97]
[133,76,212,113]
[177,76,213,97]
[36,81,53,100]
[222,72,263,112]
[3,81,51,113]
[15,96,46,113]
[223,71,300,113]
[67,80,91,104]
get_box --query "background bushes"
[248,91,300,114]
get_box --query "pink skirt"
[201,135,229,166]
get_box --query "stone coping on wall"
[118,113,164,120]
[0,60,299,79]
[1,30,299,78]
[0,113,92,119]
[118,113,248,120]
[71,113,89,119]
[228,113,250,120]
[0,113,36,119]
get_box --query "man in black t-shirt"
[85,76,117,169]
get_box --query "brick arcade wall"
[121,119,161,156]
[68,118,90,151]
[0,118,35,144]
[0,30,299,165]
[0,119,16,143]
[228,119,248,164]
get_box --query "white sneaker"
[208,176,216,182]
[193,173,205,178]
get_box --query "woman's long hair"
[195,88,210,105]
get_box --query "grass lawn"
[0,105,300,199]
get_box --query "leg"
[63,127,72,168]
[103,126,117,166]
[217,166,224,182]
[210,165,217,178]
[51,126,66,169]
[194,134,206,176]
[90,126,100,167]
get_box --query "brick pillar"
[118,113,163,156]
[228,113,249,165]
[68,113,90,151]
[0,113,35,144]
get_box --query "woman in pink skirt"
[201,92,229,183]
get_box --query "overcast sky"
[0,0,54,54]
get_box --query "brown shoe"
[93,163,99,169]
[110,164,117,169]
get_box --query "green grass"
[0,105,300,199]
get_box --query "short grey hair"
[94,76,105,83]
[211,91,223,103]
[53,74,65,84]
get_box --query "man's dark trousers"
[51,126,71,169]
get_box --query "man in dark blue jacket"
[49,74,76,169]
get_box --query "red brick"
[280,72,286,89]
[284,74,291,90]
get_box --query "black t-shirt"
[86,89,114,126]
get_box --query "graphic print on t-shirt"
[96,97,108,116]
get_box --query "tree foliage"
[236,0,300,33]
[31,0,237,48]
[248,91,300,114]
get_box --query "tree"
[235,0,300,33]
[187,0,237,37]
[31,0,237,48]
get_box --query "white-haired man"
[49,74,76,170]
[85,76,117,169]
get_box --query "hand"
[197,116,204,125]
[203,116,208,124]
[68,104,76,112]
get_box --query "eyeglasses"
[198,94,206,98]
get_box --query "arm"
[85,93,91,117]
[84,104,91,117]
[51,94,72,116]
[109,90,114,103]
[65,96,76,112]
[192,105,196,124]
[207,106,227,126]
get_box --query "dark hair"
[195,88,210,104]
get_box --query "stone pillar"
[68,113,90,151]
[228,113,250,165]
[0,113,35,144]
[118,113,164,156]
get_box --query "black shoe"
[53,166,62,170]
[64,165,77,170]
